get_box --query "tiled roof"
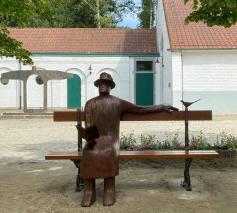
[9,28,157,54]
[163,0,237,49]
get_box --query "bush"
[120,132,182,150]
[120,133,137,150]
[120,131,237,151]
[190,131,212,150]
[167,131,182,150]
[214,132,237,150]
[140,134,157,150]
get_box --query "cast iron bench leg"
[71,160,84,192]
[181,158,192,191]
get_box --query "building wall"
[157,0,173,104]
[171,52,183,109]
[27,74,44,108]
[172,50,237,114]
[0,55,157,109]
[0,60,20,108]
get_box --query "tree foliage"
[5,0,135,28]
[0,0,51,64]
[0,0,134,64]
[138,0,237,28]
[184,0,237,27]
[138,0,156,28]
[0,26,33,65]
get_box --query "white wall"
[171,52,183,109]
[157,0,173,105]
[47,79,64,108]
[183,51,237,91]
[27,75,43,108]
[129,57,135,102]
[157,0,237,113]
[171,50,237,113]
[0,60,20,108]
[1,55,153,108]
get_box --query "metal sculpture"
[181,99,201,191]
[80,72,178,207]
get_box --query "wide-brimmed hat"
[94,72,116,89]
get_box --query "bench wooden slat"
[45,150,219,160]
[54,111,85,122]
[54,110,212,122]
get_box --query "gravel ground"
[0,117,237,212]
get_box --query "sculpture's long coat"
[80,95,162,178]
[80,95,123,178]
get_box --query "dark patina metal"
[181,158,193,191]
[74,109,84,191]
[180,99,201,191]
[79,72,178,207]
[71,159,84,192]
[76,109,83,152]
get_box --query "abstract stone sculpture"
[0,66,73,112]
[80,72,178,207]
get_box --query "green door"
[135,61,154,106]
[136,73,154,106]
[67,74,81,108]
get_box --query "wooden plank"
[45,150,219,160]
[121,111,212,121]
[54,111,85,122]
[45,152,81,160]
[119,150,219,159]
[54,110,212,122]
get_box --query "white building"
[1,1,237,114]
[157,0,237,114]
[0,28,159,109]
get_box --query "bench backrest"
[53,110,212,152]
[54,110,212,122]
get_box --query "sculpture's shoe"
[81,191,96,207]
[103,177,116,206]
[103,190,115,206]
[81,178,96,207]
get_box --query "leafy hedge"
[120,132,237,151]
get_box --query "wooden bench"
[45,110,219,192]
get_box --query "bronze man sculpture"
[80,72,178,207]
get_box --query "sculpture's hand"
[87,140,96,150]
[163,104,179,113]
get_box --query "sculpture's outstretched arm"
[120,100,178,114]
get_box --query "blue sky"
[118,0,141,28]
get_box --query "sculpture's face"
[98,82,111,94]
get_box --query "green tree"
[138,0,156,28]
[185,0,237,28]
[0,0,51,64]
[26,0,97,28]
[0,0,134,64]
[15,0,135,28]
[0,26,33,65]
